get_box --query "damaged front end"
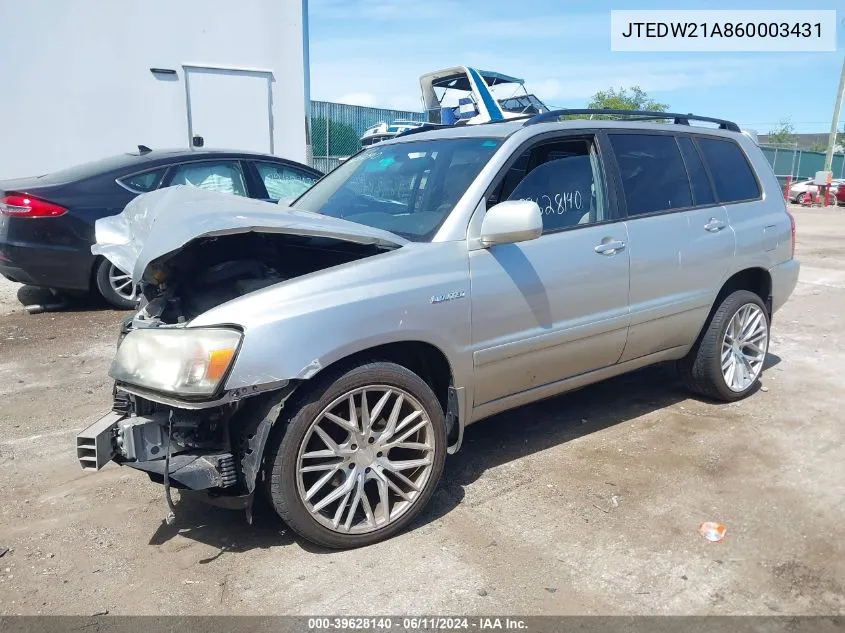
[77,186,407,521]
[77,385,293,520]
[95,185,406,329]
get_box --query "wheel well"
[324,341,454,414]
[717,268,772,314]
[685,267,773,362]
[89,255,105,291]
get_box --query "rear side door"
[606,131,735,362]
[695,135,773,280]
[469,131,630,409]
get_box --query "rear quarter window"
[696,137,760,203]
[117,168,166,193]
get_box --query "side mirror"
[480,200,543,247]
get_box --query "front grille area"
[112,387,132,415]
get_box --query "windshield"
[291,137,501,241]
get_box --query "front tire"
[94,259,138,310]
[678,290,770,402]
[265,362,447,549]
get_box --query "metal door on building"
[183,65,274,153]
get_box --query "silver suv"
[78,110,799,548]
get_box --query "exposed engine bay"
[135,232,391,325]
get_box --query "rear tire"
[265,361,447,549]
[678,290,769,402]
[94,259,138,310]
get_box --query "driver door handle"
[705,218,726,232]
[594,239,626,255]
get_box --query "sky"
[308,0,845,134]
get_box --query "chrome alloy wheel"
[721,303,768,392]
[295,385,436,534]
[107,263,136,302]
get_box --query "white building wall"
[0,0,309,179]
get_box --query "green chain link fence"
[760,143,845,190]
[308,101,845,190]
[309,101,426,173]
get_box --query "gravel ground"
[0,206,843,615]
[0,277,21,316]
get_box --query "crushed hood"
[92,186,407,282]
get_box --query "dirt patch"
[0,277,21,316]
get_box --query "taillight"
[0,194,67,218]
[787,211,796,259]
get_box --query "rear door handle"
[594,239,626,255]
[704,218,726,232]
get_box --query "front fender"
[188,241,474,394]
[223,299,469,389]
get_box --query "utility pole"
[824,54,845,174]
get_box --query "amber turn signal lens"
[206,348,236,382]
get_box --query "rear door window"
[254,161,318,201]
[117,168,166,193]
[609,134,692,216]
[167,160,247,196]
[677,137,715,206]
[696,137,760,203]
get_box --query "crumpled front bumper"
[76,411,237,491]
[123,451,238,490]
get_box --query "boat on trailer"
[357,66,549,146]
[420,66,548,125]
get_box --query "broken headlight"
[109,328,241,396]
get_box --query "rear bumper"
[770,258,800,315]
[0,240,95,290]
[0,263,38,286]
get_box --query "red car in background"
[837,183,845,206]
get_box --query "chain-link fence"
[309,101,426,173]
[760,143,845,190]
[307,102,845,187]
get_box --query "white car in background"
[788,178,843,204]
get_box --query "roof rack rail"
[391,115,532,140]
[394,122,453,139]
[524,109,741,132]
